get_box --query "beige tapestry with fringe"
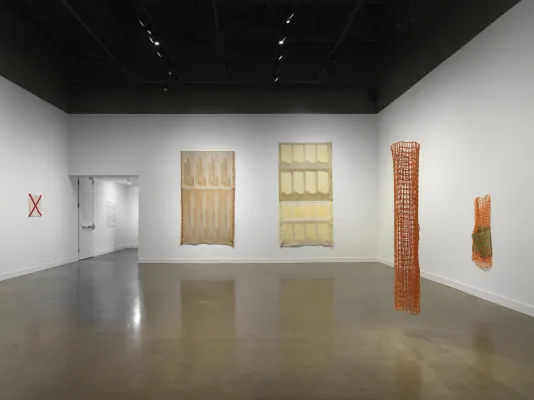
[279,143,333,247]
[181,151,235,246]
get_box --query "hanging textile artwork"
[279,142,333,247]
[181,151,235,246]
[472,195,492,270]
[391,141,420,315]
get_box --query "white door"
[79,177,95,260]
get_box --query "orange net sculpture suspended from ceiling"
[391,141,420,315]
[472,195,492,270]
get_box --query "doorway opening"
[75,176,139,260]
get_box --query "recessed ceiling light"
[149,37,154,43]
[139,20,144,27]
[279,37,286,45]
[286,13,294,24]
[274,77,279,82]
[157,52,162,57]
[154,41,160,46]
[279,55,283,60]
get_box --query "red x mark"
[29,194,42,217]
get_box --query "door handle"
[82,223,96,230]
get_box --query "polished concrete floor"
[1,249,533,399]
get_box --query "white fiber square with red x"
[28,194,42,217]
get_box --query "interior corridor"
[0,250,533,399]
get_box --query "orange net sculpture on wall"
[391,141,420,315]
[472,195,492,270]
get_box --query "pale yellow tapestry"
[279,143,333,247]
[181,151,235,246]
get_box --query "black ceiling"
[1,0,522,112]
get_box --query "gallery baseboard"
[0,256,78,282]
[378,258,534,318]
[93,245,138,257]
[139,257,380,264]
[378,258,394,267]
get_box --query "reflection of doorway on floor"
[75,176,139,260]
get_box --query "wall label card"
[181,151,235,246]
[106,201,117,227]
[279,143,333,247]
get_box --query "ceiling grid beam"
[318,0,366,80]
[58,0,134,81]
[212,0,228,81]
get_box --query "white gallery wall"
[377,0,534,316]
[0,75,78,281]
[126,185,139,248]
[91,179,138,256]
[68,115,378,263]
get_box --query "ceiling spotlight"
[279,55,283,60]
[286,13,294,24]
[278,37,286,45]
[163,85,169,92]
[147,30,152,35]
[274,77,279,82]
[157,52,162,57]
[149,37,154,44]
[139,20,145,27]
[168,70,173,75]
[154,41,160,46]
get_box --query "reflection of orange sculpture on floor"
[472,195,492,270]
[391,141,420,315]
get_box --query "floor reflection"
[0,249,534,399]
[395,358,421,400]
[472,322,497,399]
[182,280,236,385]
[280,279,334,338]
